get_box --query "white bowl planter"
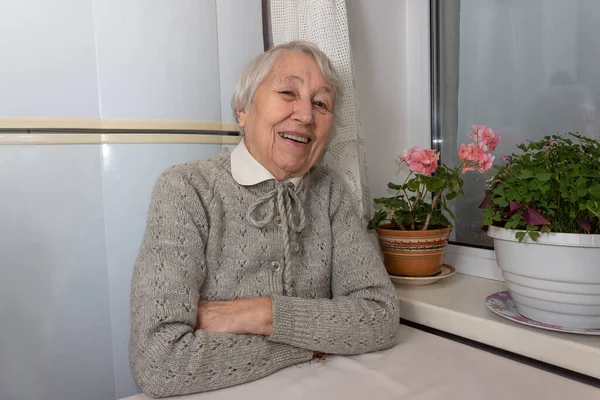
[488,226,600,329]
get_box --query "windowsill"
[394,273,600,380]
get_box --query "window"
[432,0,600,248]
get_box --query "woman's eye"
[314,101,328,109]
[279,91,295,97]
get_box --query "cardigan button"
[290,242,300,253]
[270,261,281,272]
[273,215,282,226]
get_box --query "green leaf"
[568,167,581,177]
[535,172,552,182]
[367,210,388,229]
[515,231,526,242]
[445,191,458,201]
[425,176,444,192]
[493,186,505,196]
[493,197,507,207]
[529,231,540,241]
[396,211,413,227]
[576,176,588,188]
[589,183,600,200]
[505,221,519,229]
[519,169,535,179]
[570,192,579,202]
[387,182,403,190]
[481,207,495,218]
[407,179,419,191]
[528,180,540,190]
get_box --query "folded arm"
[129,169,311,398]
[267,177,400,355]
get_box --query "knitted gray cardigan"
[129,150,399,397]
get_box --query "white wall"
[0,1,262,399]
[0,0,101,118]
[347,0,427,200]
[216,0,265,123]
[0,145,115,400]
[0,0,263,123]
[93,0,221,121]
[0,143,229,400]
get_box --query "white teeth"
[280,133,309,143]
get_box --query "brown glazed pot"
[375,224,452,277]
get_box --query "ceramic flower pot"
[488,226,600,329]
[375,225,452,277]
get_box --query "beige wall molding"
[0,133,241,145]
[0,118,239,132]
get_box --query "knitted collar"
[230,139,303,188]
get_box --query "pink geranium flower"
[373,124,500,232]
[458,142,495,172]
[468,124,500,152]
[482,130,500,152]
[542,139,559,151]
[478,153,495,172]
[461,165,477,174]
[458,143,473,162]
[401,147,439,176]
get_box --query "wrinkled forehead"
[267,51,334,93]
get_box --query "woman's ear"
[236,109,248,129]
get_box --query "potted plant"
[368,125,499,277]
[480,133,600,329]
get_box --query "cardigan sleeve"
[268,175,400,355]
[129,167,312,398]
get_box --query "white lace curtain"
[266,0,371,220]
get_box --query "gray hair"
[231,40,343,134]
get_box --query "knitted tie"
[247,181,306,295]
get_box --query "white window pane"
[437,0,600,247]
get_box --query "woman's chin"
[274,160,308,177]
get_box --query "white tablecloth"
[123,325,597,400]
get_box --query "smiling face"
[236,50,335,181]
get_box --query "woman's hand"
[196,297,273,336]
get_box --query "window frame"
[408,0,500,281]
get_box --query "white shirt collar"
[230,139,303,187]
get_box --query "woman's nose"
[292,99,313,125]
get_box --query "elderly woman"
[129,40,399,398]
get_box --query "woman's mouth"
[279,132,311,144]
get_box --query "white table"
[123,325,597,400]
